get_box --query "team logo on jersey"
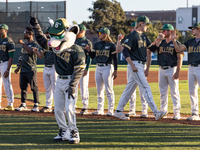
[105,46,110,49]
[2,42,7,44]
[28,45,32,47]
[125,39,129,43]
[81,43,86,46]
[170,44,174,47]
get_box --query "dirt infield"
[1,70,197,126]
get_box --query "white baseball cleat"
[125,111,136,117]
[187,114,199,121]
[54,129,70,141]
[155,110,167,121]
[173,113,181,120]
[15,104,27,111]
[69,130,80,144]
[114,111,130,120]
[91,110,104,115]
[140,112,148,118]
[106,111,114,116]
[31,105,39,112]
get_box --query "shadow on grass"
[0,116,200,149]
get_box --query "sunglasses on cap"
[191,28,198,30]
[50,32,65,39]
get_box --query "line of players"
[0,15,200,121]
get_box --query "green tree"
[84,0,126,43]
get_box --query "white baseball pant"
[117,61,158,115]
[75,71,89,109]
[95,64,115,113]
[54,76,78,131]
[127,66,148,113]
[188,65,200,115]
[159,66,180,114]
[0,61,14,106]
[43,65,57,109]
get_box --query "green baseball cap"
[0,24,9,30]
[129,22,136,28]
[188,23,200,29]
[98,27,110,35]
[160,24,174,30]
[48,18,70,35]
[78,24,86,31]
[137,15,150,24]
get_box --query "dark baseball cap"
[129,22,136,28]
[78,24,86,31]
[137,15,150,25]
[188,23,200,29]
[160,24,174,30]
[0,24,9,30]
[97,27,110,35]
[48,18,70,35]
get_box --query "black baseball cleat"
[80,108,88,115]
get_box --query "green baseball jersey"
[20,41,39,72]
[54,44,85,75]
[183,38,200,65]
[75,36,92,70]
[122,30,151,62]
[149,40,181,66]
[93,41,116,63]
[0,36,15,61]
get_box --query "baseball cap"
[188,23,200,29]
[160,24,174,30]
[129,22,136,28]
[78,24,86,31]
[48,18,70,35]
[98,27,110,35]
[0,24,9,30]
[137,15,150,25]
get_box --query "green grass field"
[2,64,198,149]
[14,80,195,115]
[11,64,189,72]
[0,115,200,150]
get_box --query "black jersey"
[149,40,181,66]
[75,36,92,70]
[20,41,38,72]
[54,44,85,75]
[92,41,116,64]
[122,30,151,62]
[41,40,55,65]
[183,38,200,65]
[0,36,15,61]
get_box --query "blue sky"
[1,0,200,24]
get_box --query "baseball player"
[116,22,148,118]
[114,15,167,120]
[148,24,183,120]
[0,24,15,111]
[172,23,200,121]
[33,28,57,113]
[29,16,85,144]
[86,27,117,116]
[74,24,92,115]
[14,26,40,112]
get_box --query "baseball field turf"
[0,65,199,149]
